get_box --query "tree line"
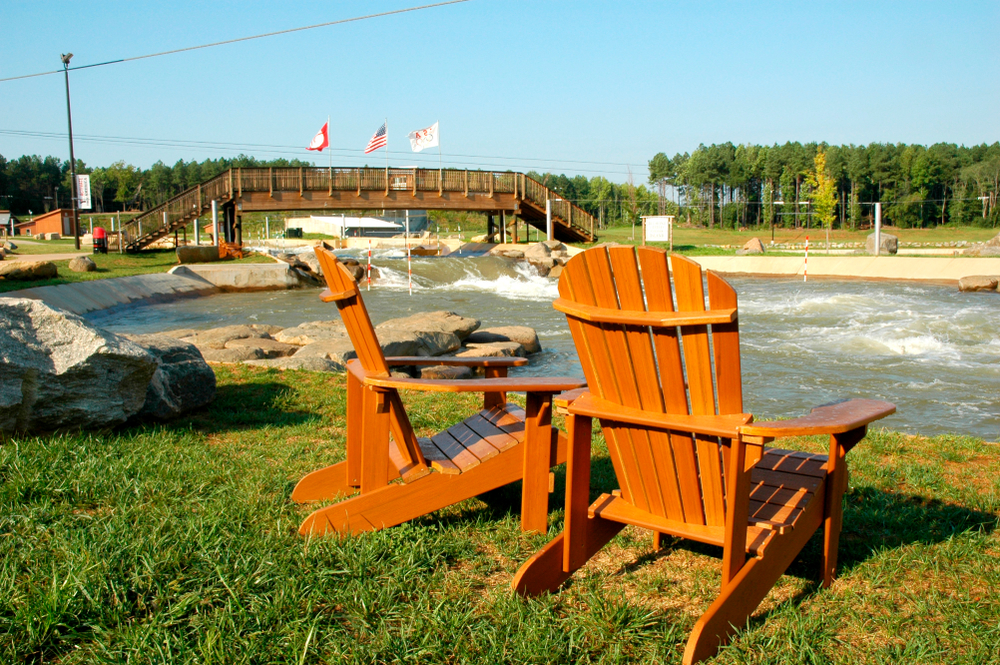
[646,142,1000,230]
[2,142,998,230]
[0,155,311,216]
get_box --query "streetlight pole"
[61,53,80,250]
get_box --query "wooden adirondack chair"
[293,247,586,536]
[512,246,895,664]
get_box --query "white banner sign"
[76,174,92,210]
[643,215,673,243]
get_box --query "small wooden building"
[14,209,73,237]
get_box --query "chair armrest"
[363,374,586,395]
[740,399,896,438]
[554,387,588,411]
[383,356,528,368]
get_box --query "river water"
[91,250,1000,441]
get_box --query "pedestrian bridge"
[116,167,598,252]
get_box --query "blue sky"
[2,1,997,182]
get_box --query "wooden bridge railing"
[119,167,596,251]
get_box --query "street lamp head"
[60,53,73,65]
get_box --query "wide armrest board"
[740,399,896,437]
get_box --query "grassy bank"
[2,365,997,664]
[0,250,276,294]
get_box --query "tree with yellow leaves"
[807,148,838,252]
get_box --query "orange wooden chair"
[512,245,895,664]
[293,247,586,535]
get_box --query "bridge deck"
[116,167,597,252]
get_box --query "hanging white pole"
[874,202,882,257]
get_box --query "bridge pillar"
[487,213,495,243]
[222,202,236,243]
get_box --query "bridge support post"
[546,199,553,242]
[212,200,219,246]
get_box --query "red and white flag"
[307,122,329,152]
[365,122,387,154]
[408,122,439,152]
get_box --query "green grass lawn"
[2,365,997,664]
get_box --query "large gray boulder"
[958,275,999,292]
[962,233,1000,256]
[123,334,216,420]
[0,298,157,433]
[865,232,898,255]
[180,324,280,350]
[244,356,346,372]
[273,320,347,345]
[293,339,358,365]
[376,310,479,341]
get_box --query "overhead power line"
[0,129,649,176]
[0,0,471,83]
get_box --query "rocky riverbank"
[159,310,542,379]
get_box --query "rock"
[0,298,157,433]
[958,275,999,292]
[176,246,222,263]
[738,238,766,255]
[528,258,556,276]
[44,233,61,240]
[962,233,1000,256]
[0,260,58,280]
[181,324,277,350]
[465,326,541,353]
[420,365,474,380]
[159,328,201,340]
[548,264,564,280]
[865,232,898,255]
[225,337,300,358]
[381,328,459,357]
[243,356,346,372]
[200,347,268,363]
[376,311,480,341]
[523,242,553,261]
[293,339,358,365]
[490,246,526,260]
[274,320,347,345]
[123,334,216,420]
[4,241,17,251]
[68,256,97,272]
[456,341,526,358]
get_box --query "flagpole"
[327,115,332,181]
[437,120,443,175]
[384,117,389,184]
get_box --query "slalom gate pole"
[367,239,372,291]
[804,236,809,283]
[407,234,412,296]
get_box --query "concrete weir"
[2,263,306,316]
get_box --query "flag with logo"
[408,122,439,152]
[365,122,387,154]
[307,122,329,152]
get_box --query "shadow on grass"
[176,381,322,434]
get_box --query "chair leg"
[683,485,826,665]
[291,461,353,503]
[512,516,623,596]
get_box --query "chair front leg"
[521,391,554,533]
[346,369,363,488]
[822,426,865,587]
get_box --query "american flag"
[364,122,387,154]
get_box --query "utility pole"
[61,53,80,250]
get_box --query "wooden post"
[299,167,303,197]
[269,167,273,198]
[464,170,469,197]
